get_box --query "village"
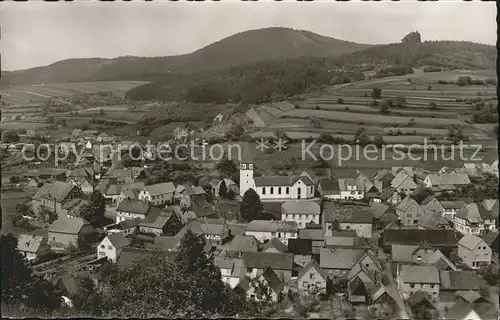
[3,123,499,319]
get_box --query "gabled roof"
[119,217,142,229]
[391,244,419,263]
[481,199,499,218]
[426,172,471,186]
[48,216,90,234]
[241,251,293,270]
[253,173,315,187]
[33,181,77,202]
[382,229,457,247]
[246,220,298,233]
[226,235,259,253]
[458,234,485,251]
[319,248,364,270]
[318,180,339,194]
[262,238,288,253]
[144,182,176,196]
[260,267,285,293]
[325,236,355,248]
[399,265,439,284]
[456,203,493,223]
[139,208,175,229]
[298,228,324,241]
[441,200,467,210]
[281,201,320,215]
[116,198,151,215]
[17,234,45,253]
[324,206,373,224]
[199,218,227,236]
[297,259,328,281]
[367,203,391,219]
[439,270,482,291]
[379,187,399,200]
[390,172,416,189]
[106,233,131,249]
[481,231,499,247]
[418,211,451,230]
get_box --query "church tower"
[239,161,254,196]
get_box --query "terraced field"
[0,81,147,105]
[251,70,496,145]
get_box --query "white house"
[138,182,176,207]
[396,265,440,301]
[441,201,467,220]
[239,161,315,200]
[16,234,50,262]
[324,205,373,238]
[245,220,298,245]
[454,203,496,236]
[97,233,132,263]
[390,172,417,196]
[334,178,364,200]
[457,234,491,270]
[115,198,152,223]
[214,257,246,289]
[281,201,321,228]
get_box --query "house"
[298,228,325,255]
[319,248,364,278]
[323,205,373,238]
[335,178,364,200]
[239,158,315,200]
[391,243,456,269]
[444,291,498,320]
[179,197,218,223]
[214,199,241,221]
[116,189,140,206]
[324,236,355,249]
[378,187,402,205]
[373,169,395,192]
[492,159,498,178]
[245,267,286,303]
[381,229,457,256]
[347,261,382,304]
[407,291,440,319]
[297,260,328,295]
[439,270,482,303]
[241,251,293,282]
[245,220,298,245]
[413,167,431,183]
[457,234,491,270]
[27,177,43,188]
[32,181,82,216]
[454,203,496,235]
[481,230,499,252]
[97,233,132,262]
[396,265,440,301]
[214,256,246,289]
[368,203,398,230]
[441,200,467,220]
[419,195,444,215]
[173,184,206,203]
[67,176,94,195]
[481,199,499,219]
[199,218,230,246]
[287,238,313,267]
[47,217,94,251]
[418,210,452,230]
[461,163,494,178]
[210,178,239,199]
[104,218,141,236]
[390,172,417,196]
[138,207,181,237]
[281,201,321,228]
[25,168,68,182]
[102,182,145,204]
[355,172,381,203]
[261,238,288,253]
[60,198,89,217]
[115,198,152,223]
[138,182,176,206]
[396,196,425,227]
[16,234,50,261]
[224,235,259,256]
[423,172,471,192]
[317,180,340,199]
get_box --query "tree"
[326,277,334,296]
[372,87,382,99]
[395,95,406,108]
[218,181,228,199]
[240,188,264,221]
[226,189,235,200]
[447,124,464,144]
[3,130,20,143]
[428,85,432,91]
[337,98,344,104]
[372,134,384,147]
[99,108,105,116]
[79,191,105,224]
[215,158,238,179]
[46,116,55,124]
[310,117,322,129]
[379,100,390,114]
[226,123,245,141]
[317,132,334,144]
[354,128,370,146]
[1,234,62,313]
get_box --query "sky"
[1,1,496,71]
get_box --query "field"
[0,81,147,105]
[247,70,496,147]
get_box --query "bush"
[372,87,382,99]
[457,76,472,86]
[295,105,300,109]
[438,80,448,84]
[424,66,442,72]
[315,105,320,110]
[337,98,344,104]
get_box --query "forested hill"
[1,27,372,86]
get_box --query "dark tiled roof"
[262,238,288,253]
[381,229,457,247]
[439,270,482,291]
[261,267,285,293]
[107,233,131,249]
[116,198,151,215]
[287,238,312,255]
[241,251,293,270]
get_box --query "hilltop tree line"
[126,57,364,104]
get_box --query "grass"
[1,190,36,236]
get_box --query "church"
[239,160,316,200]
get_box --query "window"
[271,232,276,237]
[247,268,252,273]
[346,226,351,230]
[278,187,282,195]
[286,187,289,194]
[262,187,266,195]
[309,273,315,280]
[303,281,308,288]
[430,284,434,289]
[100,245,105,249]
[410,284,415,288]
[293,214,296,219]
[270,187,274,195]
[108,246,113,250]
